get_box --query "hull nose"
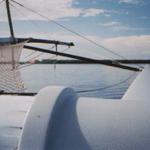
[123,65,150,100]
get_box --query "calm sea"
[21,64,138,99]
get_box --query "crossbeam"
[17,38,74,47]
[111,59,150,64]
[70,59,150,64]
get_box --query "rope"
[28,52,44,61]
[18,52,44,69]
[21,45,55,61]
[19,46,71,70]
[10,2,106,60]
[10,2,54,39]
[22,51,37,61]
[10,0,127,60]
[10,0,143,70]
[76,72,137,93]
[48,46,72,64]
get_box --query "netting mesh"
[0,42,25,93]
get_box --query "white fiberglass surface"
[0,95,33,150]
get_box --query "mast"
[6,0,15,69]
[6,0,15,40]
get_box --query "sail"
[0,41,26,93]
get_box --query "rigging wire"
[22,51,37,61]
[10,0,106,60]
[76,72,137,93]
[10,2,62,67]
[48,46,72,65]
[9,1,54,39]
[0,0,143,94]
[10,2,61,67]
[10,0,143,70]
[18,46,71,70]
[0,72,137,96]
[11,0,127,60]
[10,0,143,69]
[18,52,44,69]
[15,50,37,69]
[10,1,101,62]
[27,52,44,61]
[10,1,92,62]
[22,45,55,61]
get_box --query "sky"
[0,0,150,59]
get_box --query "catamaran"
[0,0,150,150]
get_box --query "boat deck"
[0,95,33,150]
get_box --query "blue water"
[21,64,138,99]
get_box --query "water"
[21,64,138,99]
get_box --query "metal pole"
[6,0,16,69]
[6,0,15,39]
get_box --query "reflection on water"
[21,64,138,99]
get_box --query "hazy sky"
[0,0,150,59]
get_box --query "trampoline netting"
[0,42,25,93]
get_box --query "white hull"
[0,65,150,150]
